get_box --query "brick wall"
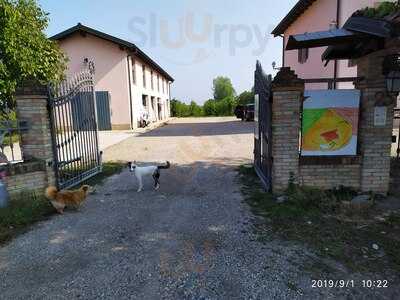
[5,172,47,197]
[271,68,303,192]
[271,76,362,192]
[1,160,48,198]
[1,82,57,198]
[16,82,55,187]
[299,164,361,190]
[270,41,397,194]
[356,47,397,194]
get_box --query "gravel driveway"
[0,117,387,299]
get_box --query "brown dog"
[45,185,91,214]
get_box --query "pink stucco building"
[272,0,396,89]
[52,24,174,130]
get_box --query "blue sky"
[38,0,297,104]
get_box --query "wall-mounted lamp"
[83,58,95,75]
[386,71,400,94]
[329,21,338,30]
[383,54,400,94]
[272,61,280,70]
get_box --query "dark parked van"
[234,104,254,121]
[244,104,255,121]
[234,105,245,120]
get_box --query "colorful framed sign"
[301,90,360,156]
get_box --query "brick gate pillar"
[271,68,305,192]
[15,82,56,186]
[355,45,398,194]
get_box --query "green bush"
[357,1,399,18]
[170,76,252,118]
[214,96,237,116]
[171,98,237,117]
[236,90,254,105]
[203,99,216,116]
[189,101,203,117]
[170,99,192,117]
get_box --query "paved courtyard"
[0,117,397,299]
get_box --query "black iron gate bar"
[254,61,273,192]
[394,108,400,158]
[48,70,102,190]
[0,119,29,164]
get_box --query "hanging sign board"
[374,106,387,127]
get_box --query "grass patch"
[0,192,54,245]
[59,161,125,187]
[82,162,124,186]
[238,165,400,275]
[0,162,125,246]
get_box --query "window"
[157,75,160,92]
[162,79,165,93]
[298,48,309,64]
[131,58,136,84]
[142,65,146,87]
[142,95,147,107]
[151,71,154,90]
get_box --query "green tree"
[203,99,216,116]
[170,99,179,117]
[212,76,236,101]
[215,96,236,116]
[236,90,254,105]
[189,101,203,117]
[176,101,189,117]
[170,99,202,117]
[0,0,67,113]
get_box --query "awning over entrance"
[285,28,366,51]
[321,39,383,61]
[285,16,397,61]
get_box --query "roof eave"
[51,23,174,82]
[271,0,318,36]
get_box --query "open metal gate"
[48,70,102,189]
[254,61,273,191]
